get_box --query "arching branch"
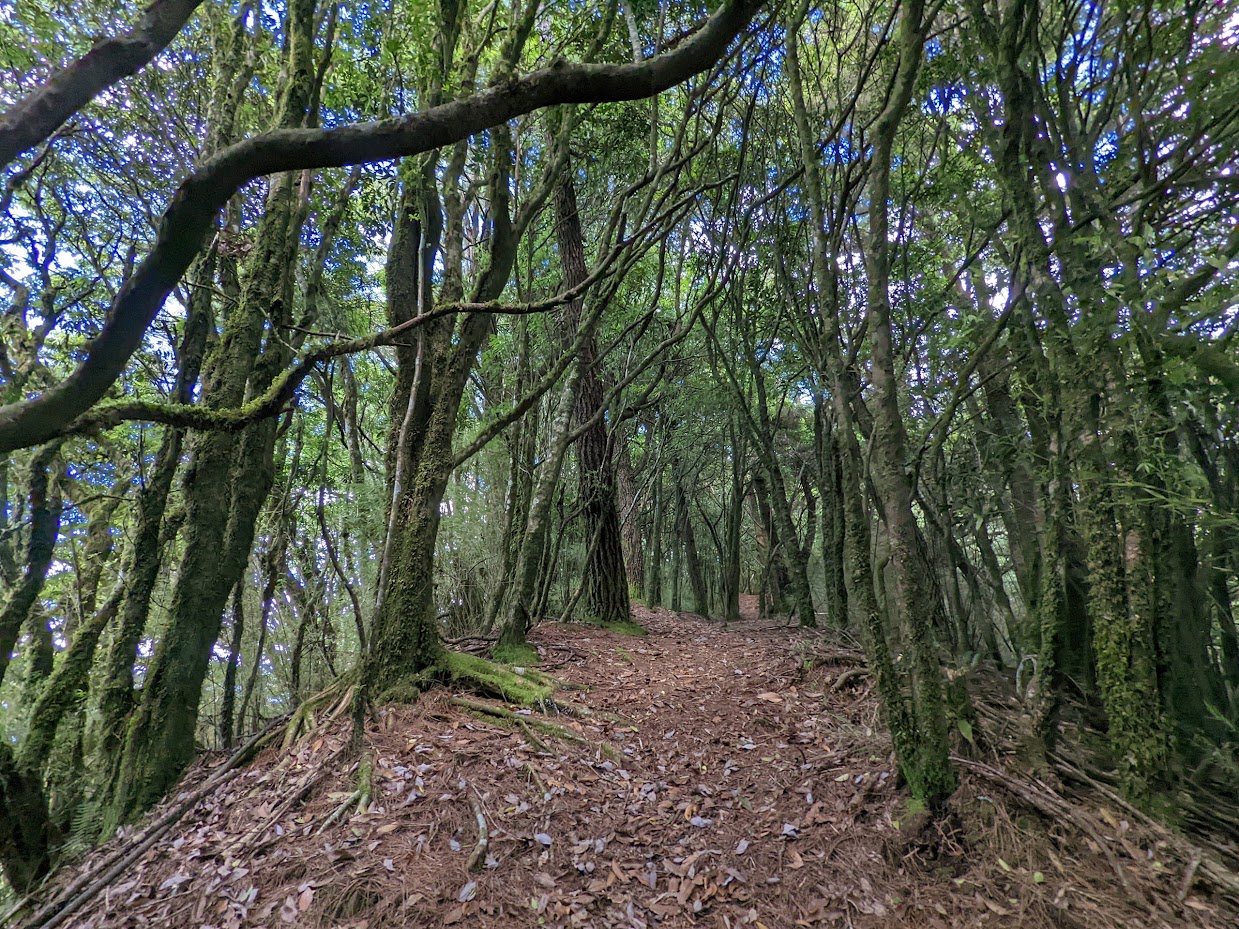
[0,0,208,170]
[0,0,766,456]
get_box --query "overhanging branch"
[0,0,766,456]
[0,0,208,170]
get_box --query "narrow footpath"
[24,602,1235,929]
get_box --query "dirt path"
[32,607,1235,929]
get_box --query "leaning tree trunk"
[108,0,320,825]
[0,445,61,892]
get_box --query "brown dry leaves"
[30,599,1237,929]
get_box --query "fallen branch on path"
[467,792,490,873]
[952,755,1133,893]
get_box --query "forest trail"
[24,607,1237,929]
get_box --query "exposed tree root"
[450,697,586,747]
[522,761,548,799]
[583,617,648,637]
[228,743,350,856]
[544,697,633,727]
[830,668,869,692]
[515,718,552,754]
[282,675,357,749]
[317,753,373,835]
[440,652,556,706]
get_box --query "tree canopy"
[0,0,1236,918]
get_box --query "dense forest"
[0,0,1237,924]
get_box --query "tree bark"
[553,174,630,625]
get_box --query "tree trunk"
[553,174,630,625]
[219,583,245,749]
[815,398,848,628]
[615,438,645,595]
[109,0,320,823]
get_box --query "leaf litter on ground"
[23,595,1238,929]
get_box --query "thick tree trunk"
[0,743,54,893]
[109,0,319,822]
[553,175,630,625]
[0,448,61,691]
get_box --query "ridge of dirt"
[22,602,1238,929]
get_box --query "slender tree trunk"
[219,583,245,749]
[615,439,645,595]
[815,399,848,628]
[499,375,581,647]
[646,424,665,606]
[675,468,708,615]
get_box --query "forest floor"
[19,600,1239,929]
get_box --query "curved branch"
[0,0,207,170]
[53,263,627,438]
[0,0,765,456]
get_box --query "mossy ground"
[441,652,555,705]
[581,616,648,637]
[491,642,540,667]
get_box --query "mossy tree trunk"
[108,0,322,825]
[369,0,542,687]
[0,444,61,890]
[857,0,954,802]
[787,0,953,804]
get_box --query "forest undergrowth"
[10,601,1237,929]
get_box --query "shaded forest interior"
[0,0,1237,925]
